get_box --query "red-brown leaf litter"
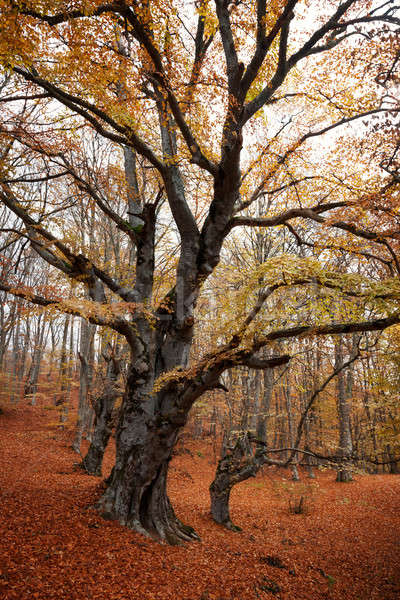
[1,401,399,600]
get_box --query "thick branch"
[240,354,291,369]
[125,7,216,174]
[0,280,136,343]
[229,198,400,248]
[173,313,400,411]
[286,0,356,69]
[18,3,120,25]
[240,0,299,100]
[60,157,139,245]
[259,315,400,345]
[228,202,349,232]
[215,0,240,93]
[242,0,397,122]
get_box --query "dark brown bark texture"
[80,353,121,476]
[210,433,265,531]
[96,368,201,544]
[93,288,208,544]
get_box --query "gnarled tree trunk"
[95,363,200,543]
[210,432,262,531]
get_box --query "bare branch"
[13,67,165,172]
[0,182,136,303]
[240,0,299,100]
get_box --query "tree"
[209,341,364,529]
[1,0,400,543]
[80,342,122,476]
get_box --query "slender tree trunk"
[54,315,70,406]
[17,318,29,385]
[46,321,57,380]
[304,412,316,478]
[285,375,299,481]
[257,365,273,443]
[193,411,203,439]
[24,314,47,405]
[386,444,400,474]
[248,370,261,433]
[304,347,319,479]
[240,369,251,431]
[9,315,21,404]
[60,317,75,425]
[335,336,353,482]
[0,297,15,369]
[82,325,96,442]
[72,319,95,451]
[362,355,379,473]
[0,298,7,369]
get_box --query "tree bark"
[0,295,16,370]
[24,314,47,405]
[210,432,261,530]
[9,314,22,404]
[335,336,354,482]
[94,250,203,543]
[80,351,121,476]
[96,371,200,543]
[257,365,273,443]
[72,318,95,450]
[284,374,300,481]
[54,314,70,406]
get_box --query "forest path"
[0,401,400,600]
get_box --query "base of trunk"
[210,486,241,530]
[291,465,300,481]
[336,468,353,482]
[95,461,200,544]
[79,445,104,476]
[213,516,242,532]
[307,467,316,479]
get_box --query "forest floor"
[0,401,400,600]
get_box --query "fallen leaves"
[0,402,399,600]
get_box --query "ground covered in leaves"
[1,401,400,600]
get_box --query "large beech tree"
[1,0,400,543]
